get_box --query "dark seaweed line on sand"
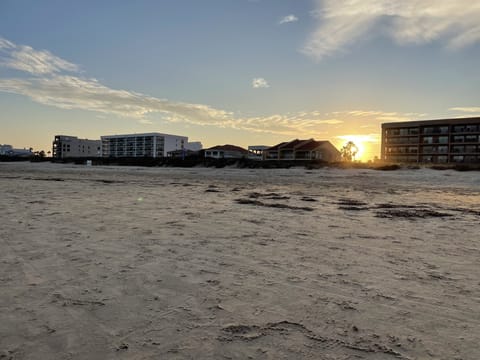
[235,198,314,211]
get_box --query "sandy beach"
[1,162,479,360]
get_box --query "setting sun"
[336,134,379,162]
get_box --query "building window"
[438,136,448,144]
[465,145,477,153]
[423,126,448,134]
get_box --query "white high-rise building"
[101,133,200,158]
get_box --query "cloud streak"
[0,37,79,74]
[450,107,480,113]
[0,76,233,124]
[303,0,480,60]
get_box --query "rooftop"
[382,117,480,128]
[205,144,248,153]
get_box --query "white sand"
[1,162,479,359]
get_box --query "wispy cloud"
[0,36,79,74]
[336,133,380,143]
[0,76,233,124]
[0,36,425,142]
[303,0,480,61]
[279,15,298,24]
[252,77,270,88]
[449,107,480,113]
[330,110,426,123]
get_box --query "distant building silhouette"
[52,135,102,158]
[204,144,249,159]
[381,117,480,163]
[0,144,32,157]
[263,139,341,162]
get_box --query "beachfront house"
[263,139,341,162]
[204,144,249,159]
[248,145,269,160]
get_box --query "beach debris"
[235,198,314,211]
[116,343,129,351]
[375,209,452,219]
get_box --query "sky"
[1,0,479,161]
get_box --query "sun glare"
[337,135,377,162]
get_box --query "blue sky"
[1,0,479,160]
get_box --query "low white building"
[101,132,201,158]
[0,144,13,155]
[52,135,102,158]
[0,144,33,157]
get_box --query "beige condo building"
[381,117,480,163]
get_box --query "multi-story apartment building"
[52,135,102,158]
[101,133,194,158]
[381,117,480,163]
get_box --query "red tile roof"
[205,144,248,153]
[267,139,335,152]
[279,139,311,150]
[265,142,287,151]
[295,140,328,151]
